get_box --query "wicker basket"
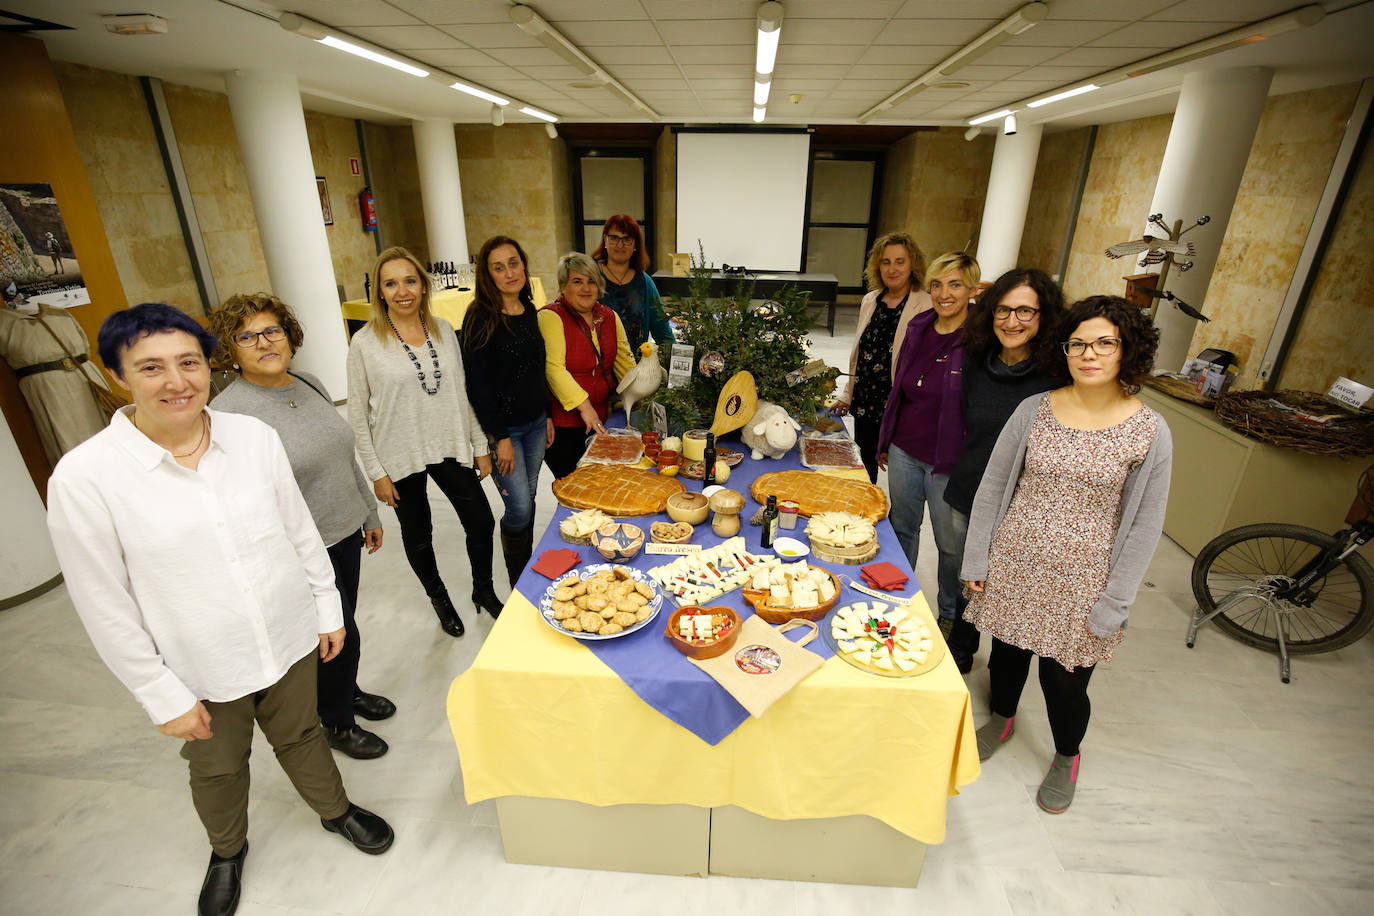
[1214,390,1374,456]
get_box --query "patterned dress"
[964,397,1158,670]
[850,294,906,419]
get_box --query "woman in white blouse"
[348,246,498,638]
[46,303,393,915]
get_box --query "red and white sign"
[349,157,361,176]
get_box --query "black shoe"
[471,581,504,619]
[324,724,389,760]
[952,653,974,675]
[198,841,246,916]
[352,691,396,721]
[430,592,465,637]
[322,803,394,855]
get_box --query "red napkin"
[532,548,581,580]
[860,561,908,591]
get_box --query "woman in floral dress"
[960,295,1172,814]
[833,232,930,482]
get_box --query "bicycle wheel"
[1191,523,1374,654]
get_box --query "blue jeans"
[491,414,547,533]
[887,444,968,620]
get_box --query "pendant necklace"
[387,313,442,395]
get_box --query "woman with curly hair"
[961,295,1172,814]
[940,268,1065,673]
[209,293,394,760]
[833,232,931,482]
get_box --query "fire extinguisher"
[359,187,377,232]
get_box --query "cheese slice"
[894,656,916,672]
[854,649,872,665]
[838,639,857,653]
[874,655,895,671]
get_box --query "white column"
[975,122,1043,282]
[1146,67,1273,371]
[224,70,347,395]
[2,423,60,604]
[411,118,469,265]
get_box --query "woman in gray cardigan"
[960,295,1172,814]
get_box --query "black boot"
[500,525,534,589]
[429,591,465,637]
[198,841,247,916]
[471,579,503,619]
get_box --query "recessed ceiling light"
[934,81,970,90]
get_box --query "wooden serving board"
[810,538,879,565]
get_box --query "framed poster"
[0,183,91,309]
[316,176,334,225]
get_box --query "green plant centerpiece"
[648,251,838,432]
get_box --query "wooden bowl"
[650,520,694,544]
[591,522,645,562]
[665,491,710,525]
[664,605,742,659]
[742,566,842,625]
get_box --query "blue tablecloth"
[515,432,922,745]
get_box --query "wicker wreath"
[1214,390,1374,456]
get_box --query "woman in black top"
[943,267,1065,672]
[461,236,552,593]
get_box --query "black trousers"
[319,531,363,729]
[853,414,882,484]
[544,425,590,480]
[392,458,495,599]
[987,637,1096,757]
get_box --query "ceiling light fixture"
[520,105,558,123]
[510,4,658,120]
[753,106,767,123]
[968,108,1013,126]
[102,13,168,35]
[964,126,982,141]
[491,104,505,127]
[450,79,509,107]
[754,77,771,107]
[1000,4,1324,120]
[1003,114,1017,135]
[755,2,784,76]
[858,1,1046,123]
[1026,84,1099,108]
[279,14,430,78]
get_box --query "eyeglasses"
[604,233,635,248]
[1062,336,1121,358]
[233,326,286,348]
[993,305,1040,322]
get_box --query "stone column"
[224,70,347,395]
[3,423,60,605]
[411,118,469,265]
[1146,67,1273,371]
[975,122,1043,282]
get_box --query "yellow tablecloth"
[447,584,981,844]
[341,277,546,327]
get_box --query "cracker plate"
[537,564,664,641]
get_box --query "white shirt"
[46,406,344,725]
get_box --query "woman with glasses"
[593,214,674,353]
[832,232,931,483]
[460,236,552,594]
[961,295,1172,814]
[877,251,980,634]
[209,295,394,760]
[348,246,499,639]
[940,269,1065,673]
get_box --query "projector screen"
[676,130,811,272]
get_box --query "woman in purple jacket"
[877,251,980,631]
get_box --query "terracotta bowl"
[591,521,645,563]
[665,491,710,525]
[664,605,742,659]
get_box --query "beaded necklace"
[386,312,442,395]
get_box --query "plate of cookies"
[540,563,664,640]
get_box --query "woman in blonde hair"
[833,232,931,482]
[347,246,497,638]
[877,250,980,635]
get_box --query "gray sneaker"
[1036,753,1080,813]
[975,713,1014,761]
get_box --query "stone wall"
[362,121,427,266]
[877,127,994,271]
[1016,127,1092,281]
[304,112,380,303]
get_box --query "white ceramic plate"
[773,536,810,560]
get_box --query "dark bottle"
[760,495,779,548]
[702,432,717,488]
[363,272,371,303]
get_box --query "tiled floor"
[3,309,1372,914]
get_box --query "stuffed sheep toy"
[741,400,801,460]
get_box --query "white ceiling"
[11,0,1374,129]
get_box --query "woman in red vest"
[538,251,635,479]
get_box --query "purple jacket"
[876,309,965,474]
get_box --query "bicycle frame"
[1280,521,1373,605]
